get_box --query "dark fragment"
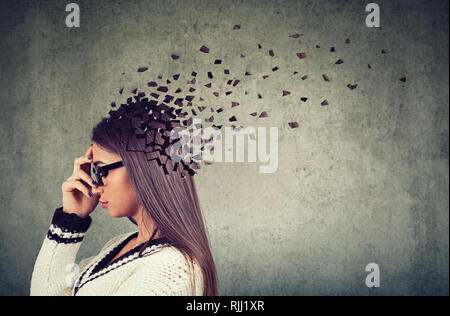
[137,67,148,72]
[171,54,179,60]
[322,74,330,82]
[288,122,299,128]
[200,45,210,53]
[296,52,307,59]
[321,100,329,106]
[399,77,407,82]
[259,111,268,118]
[335,59,344,64]
[300,97,308,102]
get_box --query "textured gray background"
[0,0,448,296]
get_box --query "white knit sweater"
[30,207,204,296]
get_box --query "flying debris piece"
[233,24,241,29]
[111,102,116,108]
[259,111,268,118]
[289,34,302,38]
[322,74,330,82]
[229,115,237,122]
[173,74,180,80]
[200,45,210,53]
[131,88,138,94]
[198,106,207,112]
[245,90,248,95]
[166,80,171,84]
[225,91,232,96]
[157,74,163,79]
[200,97,204,101]
[269,49,274,57]
[321,100,329,106]
[175,88,182,93]
[231,101,239,107]
[157,86,168,93]
[300,97,308,102]
[245,71,251,76]
[208,72,213,79]
[296,52,307,59]
[189,87,196,92]
[381,50,387,54]
[272,66,279,72]
[232,80,240,86]
[282,90,290,96]
[258,44,262,49]
[171,54,179,60]
[213,92,219,97]
[240,54,245,58]
[301,75,308,80]
[187,78,196,84]
[216,108,223,113]
[205,83,212,88]
[147,81,157,87]
[262,75,269,79]
[205,115,214,122]
[330,47,335,52]
[119,88,124,94]
[288,122,299,128]
[335,59,344,64]
[258,93,262,99]
[137,67,148,72]
[316,45,320,48]
[150,93,159,99]
[214,59,222,64]
[347,84,358,90]
[224,69,230,74]
[185,95,195,101]
[191,71,197,77]
[368,64,372,69]
[250,112,258,116]
[293,71,298,75]
[399,77,407,82]
[345,38,351,44]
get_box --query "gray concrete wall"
[0,0,448,295]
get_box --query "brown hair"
[91,116,218,295]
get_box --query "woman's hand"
[61,144,100,218]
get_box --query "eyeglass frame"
[91,161,124,186]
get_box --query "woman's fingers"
[68,169,98,189]
[62,179,92,199]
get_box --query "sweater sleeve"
[30,207,92,296]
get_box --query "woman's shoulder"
[131,245,204,295]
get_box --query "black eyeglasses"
[91,161,124,186]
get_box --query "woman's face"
[91,142,141,218]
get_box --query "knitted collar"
[73,232,170,295]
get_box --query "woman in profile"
[30,107,218,296]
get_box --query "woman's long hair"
[91,115,218,296]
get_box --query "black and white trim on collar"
[73,232,170,295]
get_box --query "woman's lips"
[101,202,109,208]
